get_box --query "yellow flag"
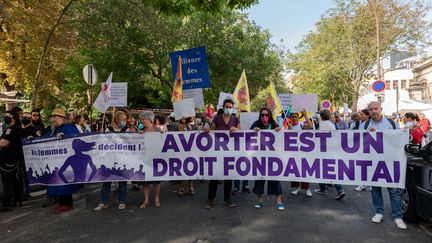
[233,70,251,112]
[171,56,183,102]
[266,82,283,118]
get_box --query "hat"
[50,108,66,118]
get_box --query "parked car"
[403,143,432,223]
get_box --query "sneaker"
[306,189,312,197]
[276,203,285,211]
[371,214,384,223]
[118,203,126,210]
[335,191,346,200]
[94,203,109,211]
[242,186,251,193]
[355,185,365,192]
[254,201,263,209]
[224,199,236,207]
[291,188,300,195]
[314,189,327,195]
[394,218,407,230]
[203,199,214,209]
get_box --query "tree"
[287,0,431,110]
[58,0,285,112]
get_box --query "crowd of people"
[1,99,429,231]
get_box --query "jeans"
[371,186,403,219]
[233,180,249,189]
[101,182,127,204]
[319,183,344,193]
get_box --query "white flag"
[93,72,113,113]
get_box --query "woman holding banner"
[139,111,162,208]
[287,109,313,197]
[94,110,130,211]
[251,108,285,211]
[176,117,196,196]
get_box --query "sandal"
[154,201,160,207]
[177,188,184,196]
[188,187,195,196]
[139,202,150,209]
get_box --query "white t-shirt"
[290,124,303,131]
[319,120,336,131]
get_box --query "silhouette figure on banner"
[58,139,97,183]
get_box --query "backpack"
[363,118,396,130]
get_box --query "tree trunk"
[30,0,75,109]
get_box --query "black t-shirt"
[250,120,279,130]
[22,124,37,137]
[1,123,24,163]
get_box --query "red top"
[411,127,424,145]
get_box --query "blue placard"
[170,46,211,90]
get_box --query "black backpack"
[363,118,396,130]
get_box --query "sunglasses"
[260,114,270,117]
[32,114,39,117]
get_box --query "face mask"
[224,108,232,115]
[22,118,31,125]
[137,123,144,130]
[120,121,127,128]
[4,116,12,125]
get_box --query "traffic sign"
[83,64,98,86]
[372,80,386,92]
[321,100,331,109]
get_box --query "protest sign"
[170,46,210,90]
[240,112,259,130]
[183,88,205,108]
[109,83,127,107]
[173,98,195,120]
[217,92,238,112]
[24,130,408,188]
[279,94,318,112]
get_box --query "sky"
[245,0,432,54]
[245,0,336,51]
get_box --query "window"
[401,80,407,89]
[393,80,398,90]
[385,80,391,90]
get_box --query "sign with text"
[109,83,128,107]
[170,46,210,90]
[240,112,259,130]
[23,130,408,188]
[279,94,318,112]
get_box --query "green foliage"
[58,0,285,112]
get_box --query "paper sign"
[217,92,238,112]
[109,83,127,107]
[173,98,196,120]
[239,112,259,130]
[279,94,318,112]
[183,88,204,108]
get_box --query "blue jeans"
[101,182,127,204]
[234,180,249,189]
[371,186,403,219]
[319,183,344,193]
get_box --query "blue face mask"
[120,121,127,128]
[224,108,232,115]
[137,123,144,130]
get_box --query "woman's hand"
[254,127,260,132]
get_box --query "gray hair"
[351,112,360,122]
[140,110,155,122]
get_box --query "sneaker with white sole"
[94,203,109,212]
[394,218,407,230]
[291,188,300,195]
[118,203,126,210]
[306,189,312,197]
[314,188,327,195]
[371,214,384,223]
[355,185,365,192]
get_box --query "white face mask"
[224,108,232,115]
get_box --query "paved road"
[0,182,430,243]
